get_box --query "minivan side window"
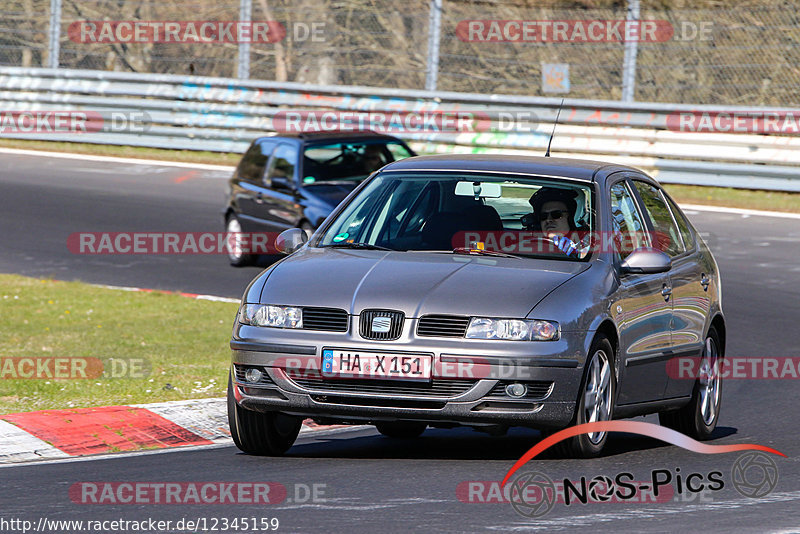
[633,181,685,257]
[237,140,273,183]
[265,144,298,188]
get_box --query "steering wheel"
[319,152,344,165]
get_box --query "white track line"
[1,147,796,218]
[92,283,239,303]
[0,147,236,172]
[679,203,800,220]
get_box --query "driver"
[360,145,387,174]
[523,187,587,257]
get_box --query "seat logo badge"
[371,316,392,333]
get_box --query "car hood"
[301,182,360,209]
[260,248,590,318]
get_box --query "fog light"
[244,368,263,383]
[505,383,527,398]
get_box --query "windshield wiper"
[450,247,519,258]
[322,242,396,251]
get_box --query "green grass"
[0,274,238,414]
[663,184,800,214]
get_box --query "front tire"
[659,326,722,440]
[225,214,255,267]
[227,376,302,455]
[375,421,427,438]
[550,334,616,458]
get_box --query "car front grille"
[359,309,404,340]
[289,376,477,398]
[487,381,554,400]
[417,315,470,338]
[302,307,349,332]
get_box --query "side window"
[633,181,685,257]
[609,181,649,259]
[386,142,414,161]
[664,194,695,251]
[265,144,298,188]
[237,141,272,183]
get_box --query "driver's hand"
[552,236,578,256]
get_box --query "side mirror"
[275,228,308,255]
[620,248,671,274]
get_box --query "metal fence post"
[47,0,62,68]
[621,0,640,102]
[425,0,442,91]
[238,0,252,79]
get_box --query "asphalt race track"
[2,152,800,532]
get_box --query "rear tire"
[549,334,616,458]
[227,375,302,455]
[659,326,722,440]
[375,421,427,439]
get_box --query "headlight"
[238,304,303,328]
[465,317,559,341]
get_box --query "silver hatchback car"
[227,155,725,458]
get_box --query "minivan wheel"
[375,421,427,439]
[225,215,255,267]
[548,334,616,458]
[659,326,722,440]
[227,376,302,455]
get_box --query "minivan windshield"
[316,172,595,261]
[301,141,413,184]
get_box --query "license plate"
[321,349,432,381]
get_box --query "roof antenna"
[544,98,564,157]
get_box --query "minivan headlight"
[238,304,303,328]
[465,318,559,341]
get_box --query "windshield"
[301,141,413,184]
[316,172,595,261]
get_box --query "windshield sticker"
[332,232,349,242]
[303,176,316,184]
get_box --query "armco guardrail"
[1,67,799,191]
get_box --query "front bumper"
[230,323,588,429]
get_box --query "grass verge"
[0,274,237,414]
[662,184,800,214]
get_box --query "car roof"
[256,131,404,145]
[379,154,646,182]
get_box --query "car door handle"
[255,192,264,204]
[661,284,672,301]
[700,274,710,291]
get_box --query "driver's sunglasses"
[539,209,567,221]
